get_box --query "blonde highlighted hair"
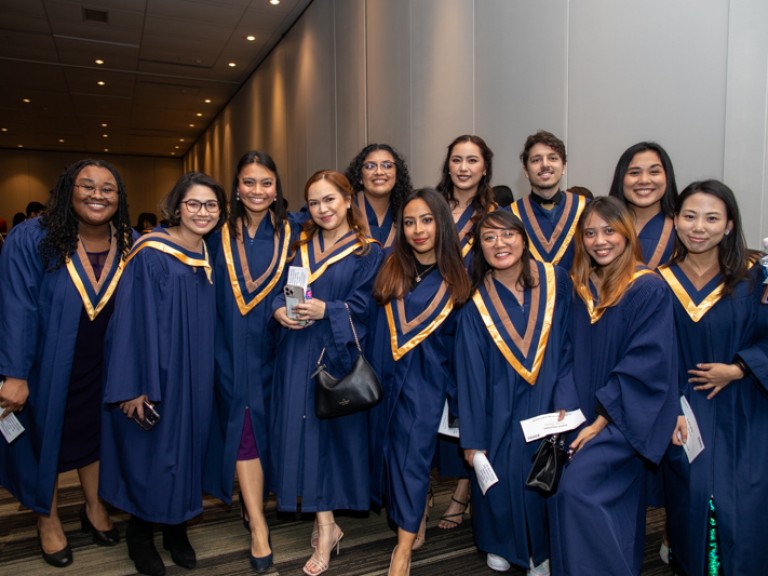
[570,196,643,315]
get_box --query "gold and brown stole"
[384,273,455,361]
[582,268,656,324]
[657,263,740,322]
[124,231,213,284]
[222,219,291,315]
[471,262,556,385]
[298,230,377,284]
[511,193,586,265]
[66,225,126,320]
[645,216,674,270]
[356,193,395,249]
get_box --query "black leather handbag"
[525,433,568,494]
[313,304,382,418]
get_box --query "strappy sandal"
[438,496,469,529]
[303,522,343,576]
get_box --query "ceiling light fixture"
[95,59,104,65]
[228,62,237,67]
[101,123,108,127]
[196,112,202,117]
[246,35,256,41]
[204,99,211,104]
[102,134,108,138]
[270,0,280,5]
[22,98,31,103]
[58,138,65,143]
[97,81,106,86]
[189,123,195,127]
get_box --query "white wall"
[185,0,768,247]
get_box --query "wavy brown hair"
[39,159,133,270]
[570,196,643,315]
[290,170,371,257]
[373,189,471,306]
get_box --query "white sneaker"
[659,542,670,565]
[487,553,511,572]
[528,558,550,576]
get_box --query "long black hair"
[609,141,678,218]
[228,150,287,237]
[39,159,133,270]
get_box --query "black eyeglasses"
[74,183,118,197]
[180,199,221,213]
[362,160,395,172]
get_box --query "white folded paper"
[0,412,25,443]
[472,451,499,495]
[519,409,586,443]
[680,396,704,463]
[438,400,460,438]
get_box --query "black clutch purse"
[525,433,568,494]
[313,304,382,418]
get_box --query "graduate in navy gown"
[549,197,678,576]
[456,210,576,575]
[609,141,678,269]
[345,143,413,250]
[659,180,768,576]
[434,134,498,530]
[203,151,295,573]
[510,131,587,272]
[0,159,133,568]
[271,170,382,576]
[369,188,472,576]
[100,172,226,576]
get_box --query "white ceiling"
[0,0,312,157]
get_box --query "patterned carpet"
[0,471,672,575]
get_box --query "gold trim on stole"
[66,231,125,321]
[299,231,376,284]
[511,194,586,265]
[125,233,213,284]
[222,220,291,315]
[384,282,454,361]
[471,264,556,385]
[584,269,655,324]
[658,265,723,323]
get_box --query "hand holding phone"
[132,400,161,431]
[284,284,306,320]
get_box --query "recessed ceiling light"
[246,35,256,41]
[95,59,104,65]
[189,123,195,128]
[101,123,108,127]
[1,128,7,132]
[204,99,211,104]
[196,112,202,117]
[17,144,23,148]
[102,134,108,138]
[58,138,65,143]
[180,138,185,142]
[270,0,280,5]
[104,148,109,152]
[175,145,180,149]
[171,152,176,156]
[22,98,31,103]
[228,62,237,68]
[97,81,106,86]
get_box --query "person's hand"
[463,448,485,467]
[671,415,688,446]
[0,377,29,419]
[120,395,148,420]
[689,362,742,399]
[274,307,308,330]
[292,298,326,321]
[556,409,566,421]
[569,415,609,454]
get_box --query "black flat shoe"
[162,523,196,569]
[80,505,120,546]
[38,531,73,568]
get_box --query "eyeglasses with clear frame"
[74,183,118,197]
[362,160,395,172]
[480,229,520,245]
[180,199,221,213]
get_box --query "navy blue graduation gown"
[510,192,587,271]
[660,264,768,576]
[99,231,215,524]
[0,219,129,514]
[368,270,458,533]
[269,231,382,512]
[355,192,396,250]
[549,270,678,576]
[203,217,295,503]
[456,263,576,569]
[637,211,675,270]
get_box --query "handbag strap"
[315,303,361,367]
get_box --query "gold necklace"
[415,263,436,283]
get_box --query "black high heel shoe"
[37,530,73,568]
[80,505,120,546]
[249,530,273,573]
